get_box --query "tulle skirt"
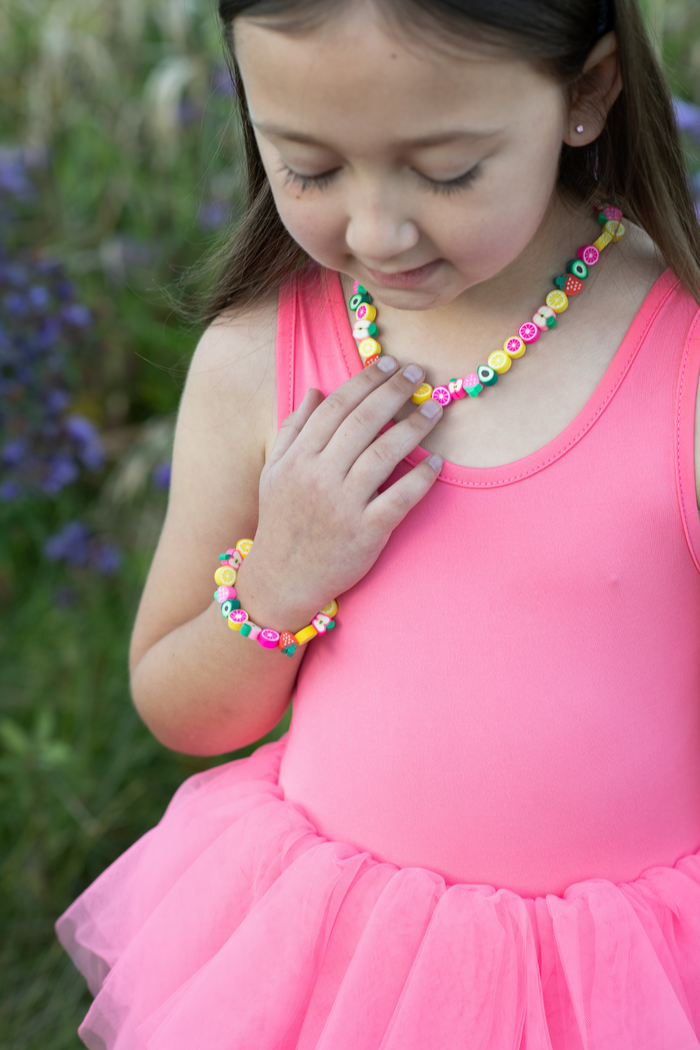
[56,734,700,1049]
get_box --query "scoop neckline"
[331,267,677,488]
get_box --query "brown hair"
[201,0,700,322]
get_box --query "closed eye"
[278,164,339,191]
[416,165,481,195]
[277,162,481,194]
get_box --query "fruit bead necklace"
[348,202,625,406]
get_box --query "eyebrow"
[251,120,499,147]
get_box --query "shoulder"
[181,291,279,448]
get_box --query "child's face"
[235,7,571,310]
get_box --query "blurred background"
[1,0,700,1046]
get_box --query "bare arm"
[128,299,295,755]
[130,294,444,756]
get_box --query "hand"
[238,357,443,629]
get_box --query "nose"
[345,191,419,264]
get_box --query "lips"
[362,259,442,289]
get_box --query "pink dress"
[57,265,700,1049]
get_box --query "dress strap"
[676,306,700,573]
[276,265,358,430]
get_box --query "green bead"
[349,293,371,311]
[231,599,240,610]
[598,211,607,224]
[477,365,498,386]
[357,284,367,294]
[566,259,588,279]
[554,275,567,289]
[364,322,378,337]
[546,315,557,329]
[326,620,335,630]
[218,552,228,561]
[239,622,251,637]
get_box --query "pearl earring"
[575,124,584,134]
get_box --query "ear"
[563,31,623,147]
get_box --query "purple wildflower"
[2,439,27,465]
[44,389,70,414]
[44,521,90,565]
[211,63,236,97]
[27,285,50,310]
[44,521,122,575]
[43,455,79,494]
[0,480,20,501]
[92,543,122,575]
[674,97,700,143]
[61,303,92,327]
[152,460,172,491]
[198,199,232,231]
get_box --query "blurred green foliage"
[0,2,288,1048]
[1,1,700,1048]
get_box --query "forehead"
[234,8,561,148]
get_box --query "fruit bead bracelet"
[348,200,625,404]
[213,539,338,657]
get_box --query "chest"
[341,263,665,469]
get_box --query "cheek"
[273,191,346,262]
[437,129,563,280]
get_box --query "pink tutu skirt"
[56,735,700,1050]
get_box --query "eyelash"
[278,164,480,195]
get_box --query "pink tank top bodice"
[276,265,700,898]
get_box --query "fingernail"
[403,364,423,383]
[419,398,441,419]
[377,356,397,373]
[427,454,443,472]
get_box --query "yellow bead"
[545,290,568,314]
[295,624,318,645]
[410,382,433,404]
[236,539,254,557]
[356,303,377,322]
[358,338,381,360]
[320,599,338,617]
[487,350,512,374]
[503,336,525,358]
[593,228,613,252]
[215,565,237,586]
[605,219,625,242]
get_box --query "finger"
[326,364,433,475]
[364,452,443,533]
[265,388,325,468]
[299,356,399,453]
[346,398,443,498]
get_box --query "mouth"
[362,259,442,289]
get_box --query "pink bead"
[312,613,332,634]
[247,623,262,641]
[215,585,236,603]
[603,205,622,222]
[518,322,540,344]
[448,378,466,399]
[431,386,452,406]
[577,245,600,266]
[258,628,281,649]
[352,280,360,294]
[229,609,248,625]
[224,549,243,570]
[356,303,369,320]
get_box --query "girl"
[57,0,700,1047]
